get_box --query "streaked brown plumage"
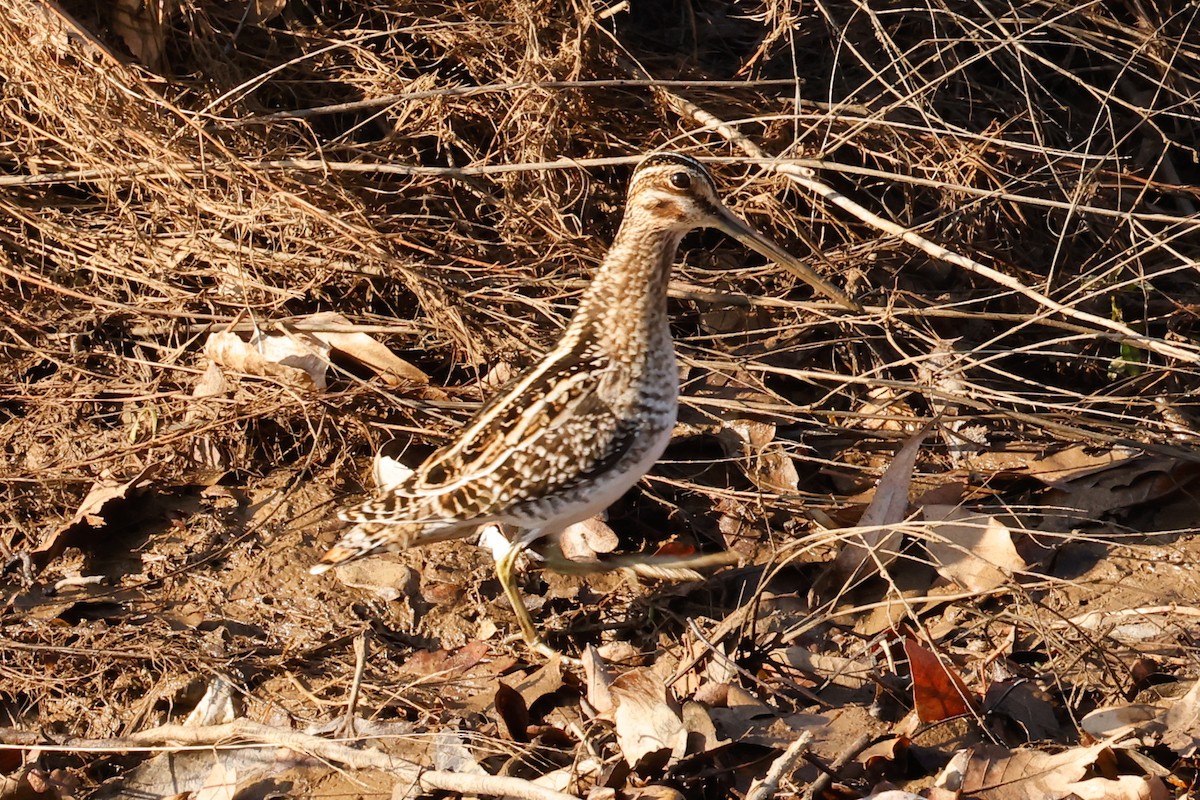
[312,153,858,658]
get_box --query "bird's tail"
[310,517,485,575]
[309,521,417,574]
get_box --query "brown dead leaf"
[31,466,158,569]
[773,647,873,689]
[1039,457,1200,530]
[300,311,430,387]
[982,680,1064,743]
[815,427,929,598]
[1026,445,1141,488]
[936,743,1170,800]
[1161,679,1200,756]
[399,641,490,677]
[508,658,566,710]
[608,668,688,769]
[494,683,530,742]
[904,637,976,723]
[708,699,829,748]
[715,419,799,494]
[204,329,329,390]
[921,505,1025,592]
[559,517,620,562]
[715,495,758,558]
[582,645,615,716]
[681,700,722,754]
[112,0,174,70]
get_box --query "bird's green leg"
[496,530,581,665]
[537,540,739,579]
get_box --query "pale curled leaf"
[204,330,329,390]
[432,731,487,774]
[772,647,873,689]
[559,517,620,561]
[608,668,688,768]
[114,741,307,800]
[191,361,229,399]
[373,452,416,491]
[1080,704,1164,740]
[720,419,799,493]
[582,645,615,716]
[915,338,985,463]
[857,428,930,531]
[1063,605,1200,644]
[853,386,919,433]
[32,466,159,566]
[1025,445,1142,488]
[921,505,1025,592]
[329,555,416,602]
[936,743,1170,800]
[66,469,156,530]
[301,311,430,387]
[183,674,239,727]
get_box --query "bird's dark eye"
[669,171,692,190]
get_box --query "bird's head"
[624,152,860,311]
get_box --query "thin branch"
[0,721,578,800]
[662,90,1200,365]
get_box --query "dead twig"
[746,731,815,800]
[661,90,1200,365]
[0,721,578,800]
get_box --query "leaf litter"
[4,0,1200,797]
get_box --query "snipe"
[311,153,858,658]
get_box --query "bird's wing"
[341,350,641,525]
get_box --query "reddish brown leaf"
[903,637,976,723]
[494,682,530,742]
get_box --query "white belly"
[550,414,676,528]
[507,362,679,533]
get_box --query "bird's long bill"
[713,208,861,312]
